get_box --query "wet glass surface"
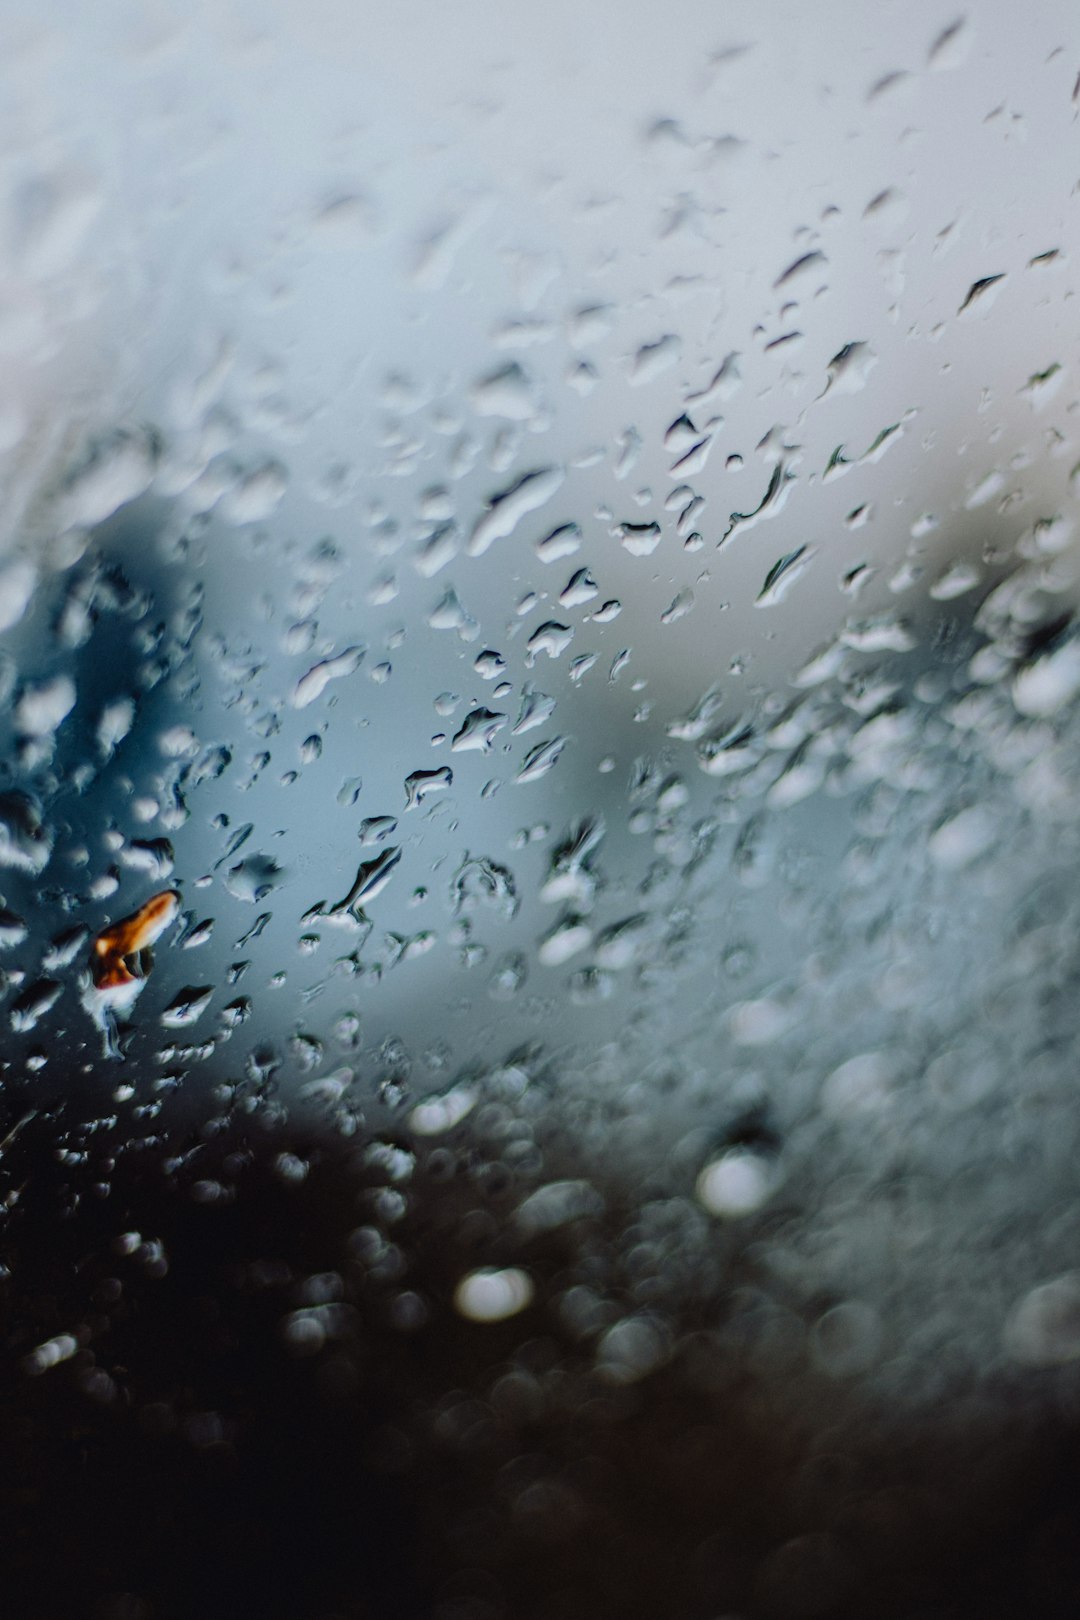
[4,5,1080,1617]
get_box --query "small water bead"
[515,737,567,784]
[454,1267,534,1323]
[404,767,452,809]
[696,1148,780,1217]
[1004,1274,1080,1366]
[526,622,573,662]
[474,649,507,680]
[535,523,581,563]
[559,568,598,608]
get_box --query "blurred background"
[4,3,1080,1616]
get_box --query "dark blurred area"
[5,1115,1080,1620]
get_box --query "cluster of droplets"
[7,10,1080,1615]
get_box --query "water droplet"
[774,249,827,288]
[410,1084,478,1135]
[696,1148,779,1216]
[321,847,402,925]
[470,362,536,420]
[0,560,37,632]
[358,816,398,846]
[958,273,1006,318]
[473,648,507,680]
[514,1180,603,1236]
[659,587,695,625]
[120,838,175,881]
[820,1051,897,1118]
[161,986,213,1028]
[309,190,375,243]
[515,736,567,784]
[719,460,794,547]
[766,746,826,809]
[413,523,459,578]
[291,646,364,708]
[929,561,981,600]
[670,435,713,476]
[821,340,877,396]
[224,855,284,902]
[14,675,76,739]
[860,421,904,463]
[927,806,996,869]
[559,568,598,609]
[11,978,62,1033]
[1012,640,1080,717]
[404,767,452,809]
[535,523,581,563]
[810,1302,882,1377]
[630,334,679,385]
[221,458,289,524]
[468,466,564,557]
[427,587,479,641]
[697,722,762,778]
[59,428,158,530]
[756,546,814,607]
[451,707,508,753]
[537,915,592,967]
[617,521,661,557]
[0,908,28,950]
[593,915,648,969]
[0,792,51,873]
[454,1267,534,1323]
[840,614,916,653]
[513,687,556,735]
[412,198,494,290]
[525,621,573,662]
[1005,1274,1080,1366]
[452,853,517,918]
[928,15,971,70]
[596,1315,669,1383]
[1020,362,1063,407]
[23,1332,79,1377]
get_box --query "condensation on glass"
[4,5,1080,1617]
